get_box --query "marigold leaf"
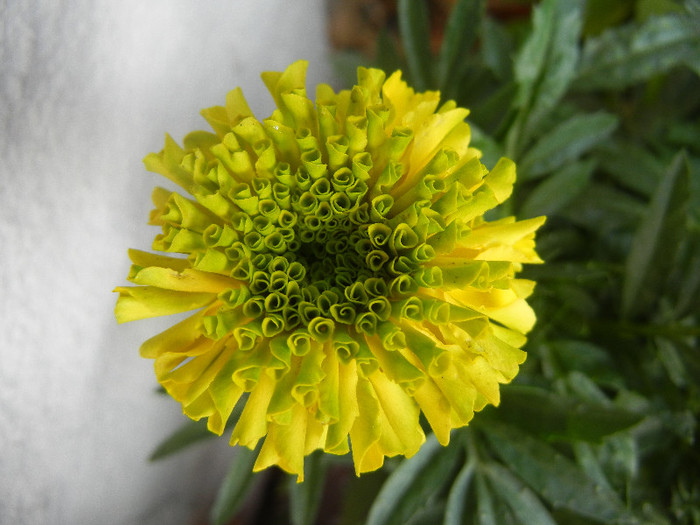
[482,463,557,525]
[473,469,498,525]
[397,0,433,91]
[437,0,484,93]
[366,434,458,525]
[575,13,700,91]
[509,0,584,152]
[443,461,475,525]
[521,159,596,219]
[519,112,618,180]
[622,151,689,319]
[289,451,327,525]
[210,444,261,525]
[480,385,643,443]
[149,418,216,461]
[482,421,636,523]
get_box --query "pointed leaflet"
[443,461,475,525]
[366,434,460,525]
[519,112,618,181]
[520,159,596,219]
[482,463,557,525]
[437,0,484,93]
[289,451,327,525]
[508,0,584,155]
[149,418,216,461]
[210,444,261,525]
[576,13,700,91]
[481,420,636,523]
[622,152,689,319]
[478,385,643,443]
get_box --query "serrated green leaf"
[519,113,618,180]
[289,451,327,525]
[521,159,595,218]
[508,0,585,155]
[210,444,260,525]
[482,421,636,523]
[437,0,484,92]
[397,0,433,91]
[443,461,475,525]
[576,14,700,91]
[622,152,690,319]
[482,463,557,525]
[149,418,215,461]
[512,0,558,111]
[522,1,584,138]
[479,385,643,443]
[367,434,459,525]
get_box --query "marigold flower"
[115,60,545,481]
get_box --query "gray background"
[0,1,331,523]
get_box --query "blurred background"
[0,1,329,523]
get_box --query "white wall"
[0,1,331,523]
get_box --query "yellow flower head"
[115,60,545,481]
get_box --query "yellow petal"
[230,372,275,448]
[254,403,308,481]
[114,286,217,323]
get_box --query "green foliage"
[152,0,700,522]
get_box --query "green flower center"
[199,155,435,341]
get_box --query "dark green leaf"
[481,16,514,80]
[149,418,215,461]
[470,123,505,170]
[636,0,684,22]
[406,503,447,525]
[594,140,664,197]
[622,152,690,318]
[375,28,405,75]
[210,444,261,525]
[576,14,700,91]
[519,112,618,180]
[474,470,497,525]
[583,0,634,36]
[655,337,688,387]
[437,0,484,92]
[482,463,557,525]
[521,159,596,218]
[508,0,585,154]
[572,442,615,494]
[512,0,558,112]
[479,385,643,443]
[397,0,433,91]
[443,461,475,525]
[482,421,636,523]
[521,1,584,138]
[366,434,459,525]
[289,451,327,525]
[560,182,646,234]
